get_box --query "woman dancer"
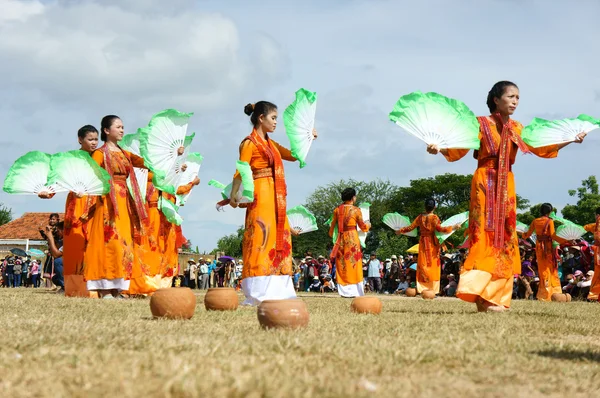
[427,81,586,311]
[396,198,460,295]
[229,101,316,305]
[583,207,600,300]
[329,188,370,297]
[84,115,148,298]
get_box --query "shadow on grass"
[386,308,467,315]
[534,349,600,363]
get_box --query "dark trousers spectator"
[51,262,64,288]
[368,277,382,293]
[31,274,40,288]
[7,273,14,287]
[13,273,21,288]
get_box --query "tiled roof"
[0,212,65,240]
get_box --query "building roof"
[0,212,65,240]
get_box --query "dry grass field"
[1,289,600,398]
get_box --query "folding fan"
[159,196,183,226]
[555,222,586,241]
[48,151,111,196]
[175,152,203,206]
[382,212,417,237]
[521,114,600,148]
[357,202,371,248]
[287,205,318,234]
[529,233,537,245]
[139,109,195,194]
[119,133,141,156]
[208,162,254,211]
[389,91,480,149]
[3,151,65,195]
[436,211,469,243]
[284,88,317,168]
[325,215,339,245]
[516,221,529,234]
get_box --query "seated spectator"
[578,270,594,300]
[394,274,409,294]
[46,221,65,293]
[443,274,458,297]
[308,276,321,292]
[320,275,336,293]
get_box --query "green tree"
[213,226,244,258]
[561,176,600,225]
[0,203,11,226]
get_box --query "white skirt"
[241,275,297,306]
[337,282,365,298]
[86,278,130,292]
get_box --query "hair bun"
[243,103,255,116]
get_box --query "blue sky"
[0,0,599,252]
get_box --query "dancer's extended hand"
[192,177,200,186]
[291,228,300,237]
[426,144,439,155]
[312,128,318,140]
[574,132,587,143]
[177,146,185,156]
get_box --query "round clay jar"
[257,299,309,329]
[204,287,239,311]
[405,287,417,297]
[351,296,383,314]
[421,289,436,300]
[150,288,196,319]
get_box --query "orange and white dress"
[584,216,600,300]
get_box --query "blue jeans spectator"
[51,259,64,288]
[7,273,14,287]
[31,274,40,288]
[13,273,21,287]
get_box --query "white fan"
[287,205,318,234]
[208,163,254,212]
[3,151,66,195]
[159,196,183,226]
[127,167,148,203]
[48,150,111,196]
[436,211,469,243]
[516,221,529,234]
[119,133,142,156]
[357,202,371,248]
[389,91,480,149]
[556,222,586,241]
[175,152,203,206]
[138,109,195,195]
[529,233,537,245]
[382,212,417,237]
[522,114,600,148]
[284,88,317,168]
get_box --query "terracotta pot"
[351,296,382,314]
[421,290,436,300]
[257,299,309,329]
[551,293,571,303]
[150,287,196,319]
[405,287,417,297]
[204,288,239,311]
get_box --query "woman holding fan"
[426,81,586,311]
[229,101,317,305]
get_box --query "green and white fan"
[529,233,537,245]
[325,214,339,245]
[436,211,469,243]
[175,152,203,206]
[555,222,586,241]
[522,114,600,148]
[48,150,111,196]
[208,161,254,211]
[287,205,318,234]
[159,196,183,226]
[3,151,65,195]
[389,91,480,150]
[382,212,417,237]
[119,133,148,201]
[139,109,195,194]
[516,221,529,234]
[284,88,317,168]
[357,202,371,248]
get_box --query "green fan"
[436,211,469,243]
[159,196,183,226]
[175,152,203,206]
[382,212,417,237]
[516,221,529,234]
[48,150,111,196]
[207,162,254,211]
[119,133,141,155]
[522,114,600,148]
[284,88,317,168]
[138,109,195,195]
[389,91,480,150]
[325,214,338,245]
[287,205,318,234]
[3,151,65,195]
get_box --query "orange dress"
[584,217,600,300]
[83,147,147,291]
[523,216,567,301]
[235,129,296,305]
[63,191,96,297]
[398,213,453,293]
[329,203,369,294]
[443,115,558,308]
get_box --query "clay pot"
[405,287,417,297]
[204,288,239,311]
[551,293,572,303]
[421,290,436,300]
[351,296,382,314]
[257,299,309,330]
[150,288,196,319]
